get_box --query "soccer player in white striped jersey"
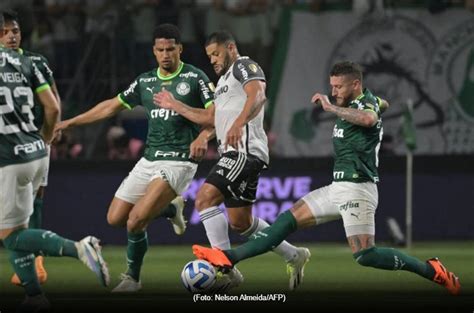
[155,31,310,291]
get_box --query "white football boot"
[286,247,311,290]
[168,196,187,235]
[77,236,110,287]
[112,273,142,293]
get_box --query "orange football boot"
[192,245,233,268]
[427,258,460,295]
[11,256,48,286]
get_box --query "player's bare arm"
[54,97,125,133]
[153,89,214,127]
[240,80,267,123]
[312,93,377,127]
[190,127,216,161]
[225,80,267,150]
[37,87,60,143]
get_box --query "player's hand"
[53,120,71,140]
[311,93,333,112]
[225,121,244,151]
[190,135,208,162]
[153,89,176,110]
[51,129,62,145]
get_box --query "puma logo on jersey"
[146,86,154,94]
[351,212,361,220]
[333,125,344,138]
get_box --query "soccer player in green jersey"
[192,61,461,295]
[0,9,62,287]
[54,24,215,292]
[0,13,109,312]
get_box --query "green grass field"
[1,242,473,312]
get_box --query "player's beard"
[216,53,232,76]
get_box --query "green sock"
[126,231,148,281]
[158,203,176,219]
[226,211,297,264]
[3,229,78,258]
[353,246,435,280]
[29,197,43,229]
[8,250,42,296]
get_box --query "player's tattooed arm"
[331,106,378,127]
[312,93,377,127]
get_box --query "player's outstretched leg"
[239,216,310,290]
[192,245,233,268]
[286,247,311,291]
[427,258,461,295]
[3,229,110,287]
[353,245,461,295]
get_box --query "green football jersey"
[0,46,51,166]
[332,88,383,183]
[118,62,214,162]
[20,49,55,130]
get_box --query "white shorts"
[40,145,51,187]
[115,157,198,204]
[302,181,378,237]
[0,157,48,230]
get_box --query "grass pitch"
[1,242,473,312]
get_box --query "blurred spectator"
[106,126,144,160]
[29,17,55,62]
[45,0,84,80]
[128,0,159,74]
[466,0,474,12]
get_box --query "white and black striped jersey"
[214,56,269,165]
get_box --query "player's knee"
[229,220,251,233]
[126,215,148,233]
[353,247,378,267]
[107,211,126,228]
[195,193,214,212]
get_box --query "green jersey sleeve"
[37,55,55,86]
[196,70,215,109]
[31,62,50,93]
[349,93,380,117]
[118,79,140,110]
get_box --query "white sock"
[199,206,231,249]
[241,217,297,262]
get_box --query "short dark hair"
[2,9,19,24]
[0,12,4,28]
[153,23,181,44]
[205,31,236,47]
[330,61,363,82]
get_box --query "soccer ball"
[181,259,216,293]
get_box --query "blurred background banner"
[43,158,474,245]
[270,8,474,156]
